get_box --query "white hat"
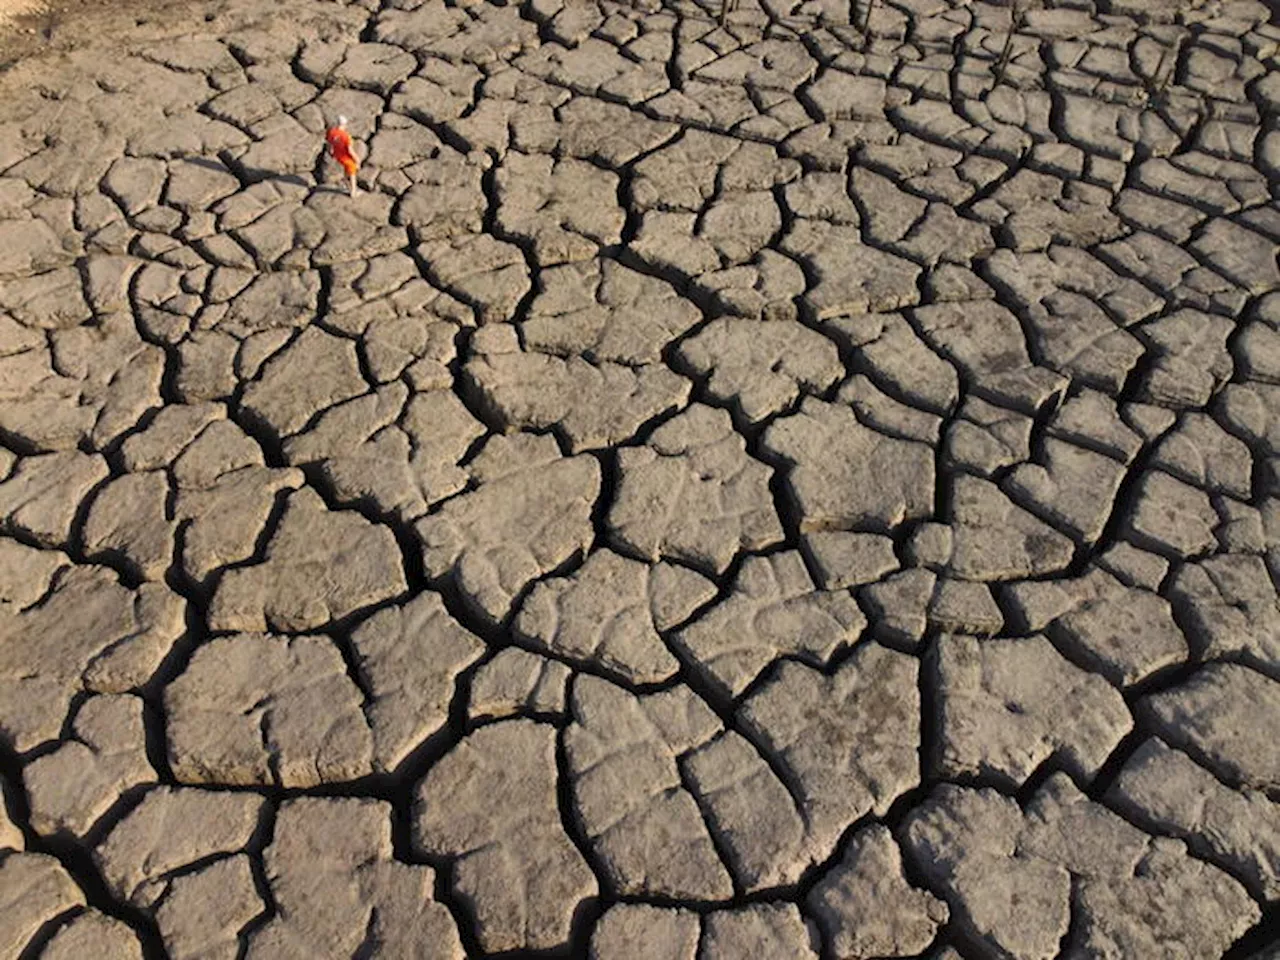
[338,115,348,127]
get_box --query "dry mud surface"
[2,0,1280,957]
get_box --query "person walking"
[325,115,361,198]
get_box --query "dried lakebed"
[2,0,1280,957]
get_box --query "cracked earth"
[1,0,1280,956]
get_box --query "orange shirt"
[325,127,359,174]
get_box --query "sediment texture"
[1,0,1279,955]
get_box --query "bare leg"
[349,170,360,198]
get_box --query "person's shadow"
[184,155,330,191]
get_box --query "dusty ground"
[0,0,230,71]
[0,0,41,31]
[0,0,44,60]
[2,0,1280,958]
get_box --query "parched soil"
[2,0,1280,958]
